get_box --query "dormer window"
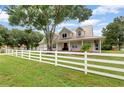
[77,30,84,37]
[62,33,67,38]
[78,31,81,36]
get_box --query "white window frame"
[72,44,78,48]
[62,33,67,38]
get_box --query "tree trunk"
[47,33,53,51]
[49,46,52,51]
[118,44,121,51]
[47,43,52,51]
[49,39,53,51]
[44,25,56,51]
[26,44,30,50]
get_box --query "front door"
[94,40,99,50]
[63,43,68,50]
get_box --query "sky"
[0,5,124,36]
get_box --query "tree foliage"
[0,35,4,46]
[81,43,91,52]
[102,16,124,50]
[0,25,43,49]
[6,5,92,50]
[0,25,9,46]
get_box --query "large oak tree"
[6,5,92,50]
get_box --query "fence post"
[40,51,42,61]
[84,51,88,74]
[12,49,14,56]
[16,50,17,57]
[5,48,7,54]
[21,50,23,58]
[28,50,31,60]
[55,51,58,66]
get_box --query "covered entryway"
[94,40,99,50]
[62,43,68,50]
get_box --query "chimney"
[83,25,93,37]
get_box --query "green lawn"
[102,50,124,54]
[0,55,124,87]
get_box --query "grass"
[0,55,124,87]
[102,50,124,54]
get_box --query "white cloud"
[56,22,77,32]
[80,19,108,36]
[98,22,108,26]
[58,22,78,28]
[81,19,101,26]
[0,9,9,22]
[93,29,102,36]
[93,5,124,15]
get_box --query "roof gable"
[76,27,83,32]
[59,27,73,34]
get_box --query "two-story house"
[38,25,103,52]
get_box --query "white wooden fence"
[2,49,124,80]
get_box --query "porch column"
[99,39,101,53]
[82,40,84,46]
[92,41,95,51]
[56,43,58,51]
[68,41,71,51]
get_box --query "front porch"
[55,37,102,53]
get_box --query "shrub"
[101,42,112,50]
[81,43,91,52]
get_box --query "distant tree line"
[0,25,43,49]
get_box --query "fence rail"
[1,48,124,80]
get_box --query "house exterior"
[38,25,103,52]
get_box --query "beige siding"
[57,43,63,50]
[37,44,47,51]
[83,25,93,37]
[76,29,85,38]
[70,41,82,51]
[59,28,73,39]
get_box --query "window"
[72,44,77,48]
[53,44,56,48]
[77,31,84,37]
[75,45,77,48]
[78,31,81,36]
[65,33,67,37]
[62,33,67,38]
[72,45,74,48]
[62,34,64,38]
